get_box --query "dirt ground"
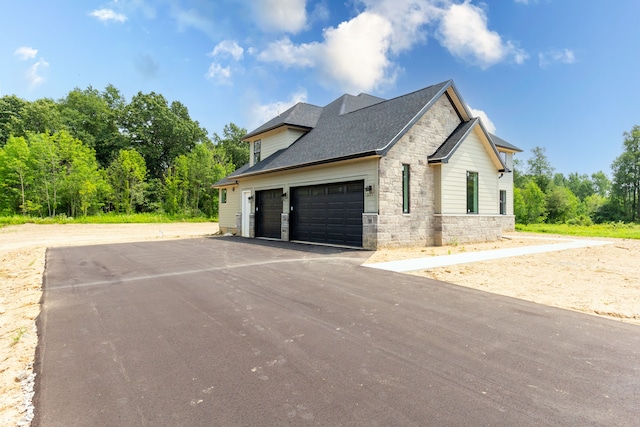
[1,225,638,425]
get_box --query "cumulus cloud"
[468,105,496,134]
[538,48,576,68]
[206,63,232,85]
[14,46,38,61]
[90,8,128,23]
[210,40,244,61]
[258,12,398,93]
[437,1,527,69]
[319,12,397,93]
[25,58,49,88]
[252,0,307,34]
[249,89,308,130]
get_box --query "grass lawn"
[0,213,216,228]
[516,222,640,240]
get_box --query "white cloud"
[90,8,128,23]
[205,63,232,85]
[538,48,576,68]
[25,58,49,88]
[360,0,443,54]
[319,12,397,93]
[249,89,308,130]
[256,0,527,92]
[436,1,527,69]
[258,12,398,93]
[468,105,496,134]
[257,37,318,68]
[14,46,38,61]
[210,40,244,61]
[252,0,307,34]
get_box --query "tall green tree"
[521,180,547,224]
[527,146,554,193]
[0,136,31,214]
[0,95,28,146]
[59,86,126,168]
[107,149,147,214]
[545,185,579,223]
[566,172,595,201]
[213,122,248,169]
[120,92,209,180]
[9,98,63,138]
[611,126,640,221]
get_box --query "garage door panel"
[256,189,283,239]
[291,181,364,247]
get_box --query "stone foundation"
[362,213,378,250]
[281,213,289,241]
[433,214,515,246]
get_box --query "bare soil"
[366,233,640,324]
[1,225,638,425]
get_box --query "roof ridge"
[339,80,451,117]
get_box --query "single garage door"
[255,189,283,239]
[291,181,364,247]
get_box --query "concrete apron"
[364,238,613,273]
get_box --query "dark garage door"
[256,189,283,239]
[291,181,364,247]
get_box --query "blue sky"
[1,1,638,176]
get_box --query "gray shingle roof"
[236,81,452,176]
[243,103,323,139]
[489,133,522,152]
[231,79,521,179]
[428,118,479,163]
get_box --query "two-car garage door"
[290,181,364,248]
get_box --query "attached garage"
[255,189,283,239]
[290,181,364,247]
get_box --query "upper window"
[221,188,227,204]
[499,190,506,215]
[402,164,410,214]
[467,171,478,214]
[253,140,261,164]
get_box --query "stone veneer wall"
[362,213,378,250]
[377,95,461,248]
[281,213,289,241]
[433,214,515,246]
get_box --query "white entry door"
[241,191,251,237]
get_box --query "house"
[213,80,522,250]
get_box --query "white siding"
[441,128,501,215]
[261,128,306,159]
[218,185,241,229]
[249,128,307,166]
[498,151,514,215]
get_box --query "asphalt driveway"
[34,237,640,426]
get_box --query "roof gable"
[244,102,323,140]
[429,118,507,171]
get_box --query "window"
[221,188,227,204]
[402,164,410,213]
[467,171,478,214]
[253,140,261,164]
[499,190,506,215]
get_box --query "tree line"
[0,85,249,218]
[514,126,640,225]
